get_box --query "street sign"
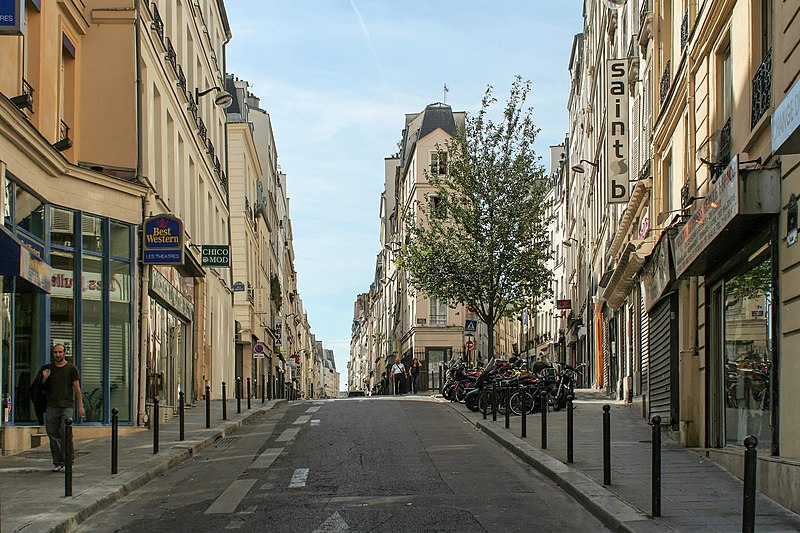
[465,320,477,333]
[233,281,245,292]
[201,245,230,267]
[465,339,475,350]
[253,341,269,359]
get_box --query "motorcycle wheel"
[465,392,480,411]
[478,390,498,415]
[455,382,468,402]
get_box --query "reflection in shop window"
[82,254,104,423]
[15,186,44,240]
[50,207,76,248]
[110,260,131,422]
[50,250,76,366]
[724,253,772,448]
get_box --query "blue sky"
[225,1,584,389]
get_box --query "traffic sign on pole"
[465,339,475,350]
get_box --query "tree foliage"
[397,77,552,360]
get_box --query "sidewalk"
[438,389,800,533]
[0,397,286,533]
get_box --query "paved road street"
[75,396,608,533]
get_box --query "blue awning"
[0,226,51,293]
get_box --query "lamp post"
[195,86,234,108]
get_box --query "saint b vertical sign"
[606,59,630,204]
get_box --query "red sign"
[465,339,475,350]
[556,299,571,310]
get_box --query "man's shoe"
[52,465,64,472]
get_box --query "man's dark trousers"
[45,406,72,467]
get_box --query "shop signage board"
[143,214,184,265]
[673,155,739,278]
[150,267,194,319]
[201,245,230,267]
[772,76,800,155]
[606,58,630,203]
[0,0,24,35]
[556,299,571,310]
[640,235,672,312]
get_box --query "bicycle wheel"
[510,390,534,415]
[478,390,498,414]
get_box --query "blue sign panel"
[0,0,23,34]
[465,319,477,333]
[143,214,183,265]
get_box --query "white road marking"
[312,511,350,532]
[248,447,283,470]
[305,406,321,413]
[289,468,309,488]
[276,427,300,442]
[293,415,311,425]
[205,479,257,514]
[311,419,320,426]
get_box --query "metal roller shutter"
[648,293,678,424]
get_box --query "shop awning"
[0,226,51,292]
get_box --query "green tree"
[397,77,552,362]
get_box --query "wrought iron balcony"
[751,48,772,128]
[207,139,215,159]
[214,156,221,175]
[197,117,207,143]
[659,59,671,105]
[150,3,164,43]
[176,64,186,91]
[164,37,177,70]
[187,93,197,119]
[680,9,689,51]
[639,0,652,44]
[59,119,70,141]
[53,119,72,152]
[10,79,34,112]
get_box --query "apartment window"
[720,43,732,124]
[60,34,76,151]
[430,151,447,176]
[430,297,447,326]
[761,0,772,59]
[430,195,447,219]
[662,154,673,214]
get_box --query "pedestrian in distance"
[391,357,406,395]
[41,343,84,472]
[409,357,422,394]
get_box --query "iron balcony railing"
[660,59,671,105]
[639,0,651,34]
[197,117,207,144]
[187,93,197,119]
[681,9,689,51]
[176,64,186,91]
[59,119,70,141]
[164,37,177,71]
[150,3,164,43]
[207,139,215,160]
[751,48,772,128]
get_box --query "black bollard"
[566,395,574,463]
[603,404,611,485]
[153,396,160,454]
[111,408,119,474]
[742,435,758,533]
[65,418,73,497]
[236,377,242,414]
[261,374,266,403]
[222,381,227,420]
[205,385,211,429]
[482,388,487,420]
[179,391,185,441]
[521,383,527,439]
[247,377,252,410]
[651,415,662,517]
[439,366,443,394]
[541,389,548,449]
[505,384,511,429]
[492,382,497,422]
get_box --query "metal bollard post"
[261,374,266,404]
[439,366,444,394]
[521,383,527,439]
[541,389,548,449]
[65,418,73,497]
[111,408,119,474]
[742,435,758,533]
[505,385,510,429]
[236,377,242,414]
[482,388,487,419]
[492,382,497,422]
[179,391,185,441]
[205,385,211,429]
[222,381,227,420]
[153,397,160,454]
[603,404,611,485]
[651,415,662,517]
[566,395,574,463]
[247,377,252,410]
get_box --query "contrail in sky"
[350,0,385,77]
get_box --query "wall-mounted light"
[563,238,579,247]
[195,86,233,108]
[571,159,599,174]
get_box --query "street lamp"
[195,86,233,108]
[571,159,599,174]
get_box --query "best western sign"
[606,59,630,204]
[143,214,184,265]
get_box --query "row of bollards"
[489,395,759,529]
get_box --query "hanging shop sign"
[201,245,230,267]
[772,76,800,155]
[606,58,630,204]
[149,268,194,320]
[0,0,24,35]
[556,299,572,310]
[143,214,184,265]
[640,234,673,312]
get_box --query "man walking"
[391,358,406,395]
[41,344,84,472]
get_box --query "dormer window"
[429,151,447,176]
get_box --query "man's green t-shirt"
[44,363,79,408]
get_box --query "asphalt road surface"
[76,396,608,533]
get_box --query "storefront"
[1,176,136,427]
[672,155,780,453]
